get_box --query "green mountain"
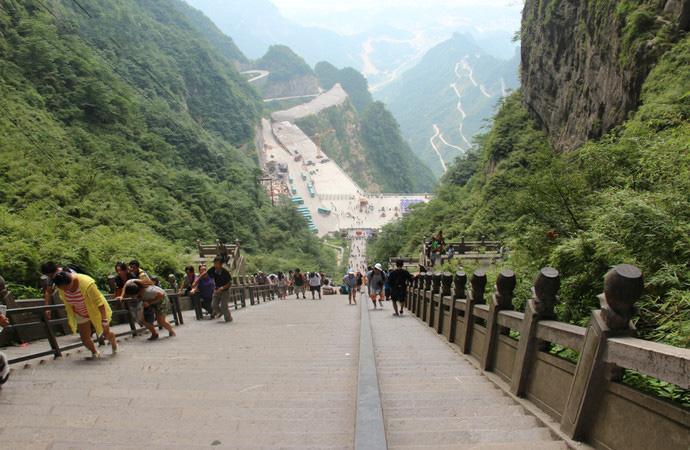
[171,0,249,64]
[296,99,436,194]
[251,45,319,99]
[314,62,373,113]
[376,33,520,176]
[0,0,336,287]
[369,3,690,353]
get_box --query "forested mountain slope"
[369,6,690,353]
[0,0,336,287]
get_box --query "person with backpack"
[293,269,306,299]
[388,259,413,316]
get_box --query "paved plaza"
[0,296,565,449]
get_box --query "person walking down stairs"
[308,272,322,300]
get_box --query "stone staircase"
[369,309,567,449]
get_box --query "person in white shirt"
[308,272,322,300]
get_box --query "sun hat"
[374,263,383,271]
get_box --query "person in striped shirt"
[54,271,118,359]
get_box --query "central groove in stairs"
[355,298,388,450]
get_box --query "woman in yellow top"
[54,271,118,359]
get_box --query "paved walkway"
[1,296,565,449]
[0,298,359,449]
[368,305,566,449]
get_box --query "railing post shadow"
[481,269,516,371]
[448,271,466,343]
[510,267,560,396]
[460,270,486,354]
[560,264,643,440]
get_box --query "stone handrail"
[405,267,690,450]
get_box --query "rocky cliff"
[521,0,689,151]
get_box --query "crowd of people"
[0,256,416,387]
[340,260,414,316]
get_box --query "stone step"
[386,414,540,432]
[385,402,524,418]
[389,441,569,450]
[387,427,556,447]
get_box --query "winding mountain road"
[429,125,449,173]
[241,69,270,83]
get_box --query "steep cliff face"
[521,0,689,151]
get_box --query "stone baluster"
[421,273,432,321]
[429,273,442,328]
[167,274,183,325]
[481,269,516,370]
[437,273,452,335]
[511,267,560,395]
[410,274,419,314]
[561,264,643,439]
[460,270,486,354]
[448,271,467,343]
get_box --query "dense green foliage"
[256,44,314,82]
[360,102,436,193]
[0,0,335,288]
[370,36,690,349]
[296,101,437,193]
[171,0,248,64]
[314,61,373,112]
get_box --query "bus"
[317,207,331,215]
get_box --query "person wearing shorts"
[387,259,412,316]
[54,271,118,359]
[367,263,386,309]
[343,271,357,305]
[293,269,306,299]
[123,280,176,340]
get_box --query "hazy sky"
[271,0,523,36]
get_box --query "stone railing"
[195,239,242,273]
[0,274,277,362]
[422,236,504,267]
[406,265,689,450]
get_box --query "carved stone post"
[429,273,441,328]
[460,270,486,354]
[511,267,560,395]
[438,273,452,336]
[167,274,183,325]
[420,273,430,320]
[482,269,516,370]
[448,271,466,343]
[561,264,643,440]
